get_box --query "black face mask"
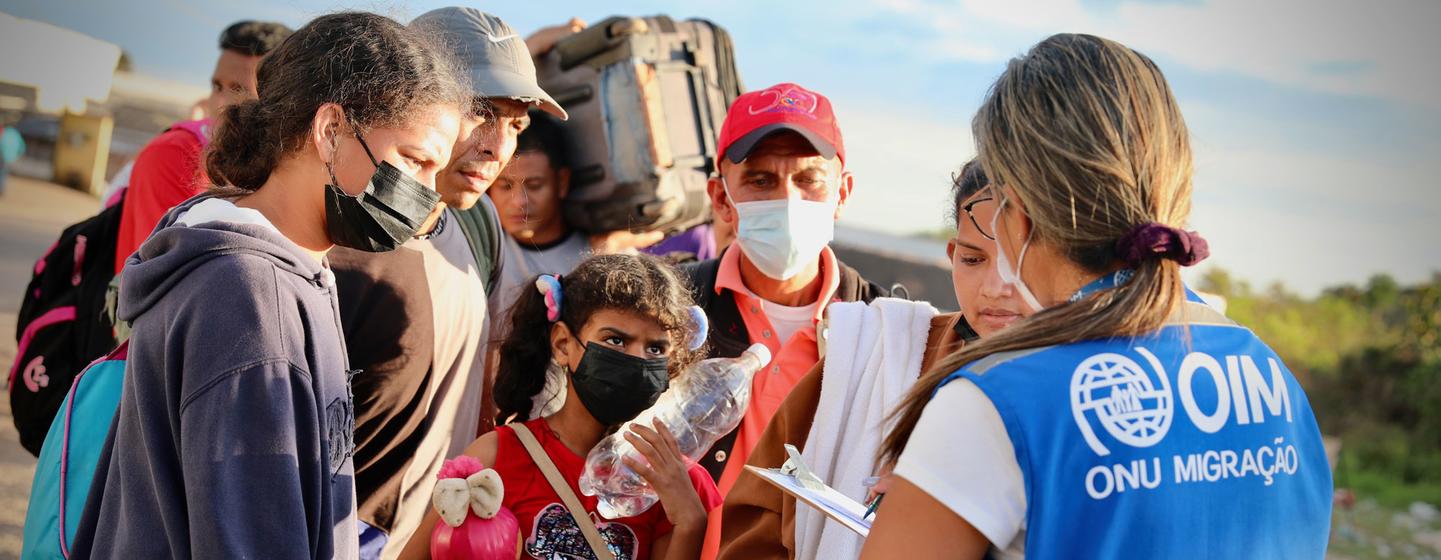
[323,126,441,252]
[569,342,670,427]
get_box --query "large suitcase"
[535,15,744,235]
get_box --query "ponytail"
[880,259,1185,466]
[493,280,561,424]
[206,100,284,193]
[881,33,1197,467]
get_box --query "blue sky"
[6,0,1439,294]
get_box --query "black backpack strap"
[694,285,749,481]
[452,199,504,297]
[680,252,753,481]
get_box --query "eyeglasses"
[962,196,996,240]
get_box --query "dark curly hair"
[949,159,990,227]
[206,12,468,192]
[219,20,293,57]
[494,253,705,425]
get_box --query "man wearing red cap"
[684,83,886,496]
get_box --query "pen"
[863,493,884,519]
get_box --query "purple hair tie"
[1115,223,1210,267]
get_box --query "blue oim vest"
[937,294,1332,559]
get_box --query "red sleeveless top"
[494,418,722,560]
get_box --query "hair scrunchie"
[1115,223,1210,267]
[535,274,563,322]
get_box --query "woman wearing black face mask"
[401,254,722,560]
[70,12,469,559]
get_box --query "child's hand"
[623,419,706,530]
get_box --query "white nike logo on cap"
[485,32,520,44]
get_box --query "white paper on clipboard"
[744,465,873,537]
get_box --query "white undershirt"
[174,198,328,278]
[893,378,1028,559]
[176,197,279,234]
[759,298,818,345]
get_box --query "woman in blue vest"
[863,34,1332,559]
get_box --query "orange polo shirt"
[701,246,842,560]
[713,245,842,496]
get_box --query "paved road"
[0,177,101,559]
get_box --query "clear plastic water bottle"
[580,343,772,519]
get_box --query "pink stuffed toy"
[430,456,521,560]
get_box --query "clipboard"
[744,445,873,537]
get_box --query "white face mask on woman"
[990,195,1045,312]
[723,178,838,281]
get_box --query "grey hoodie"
[72,196,359,559]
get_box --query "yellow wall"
[52,112,113,196]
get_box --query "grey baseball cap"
[411,7,568,120]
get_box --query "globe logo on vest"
[1070,349,1174,456]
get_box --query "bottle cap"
[743,343,772,366]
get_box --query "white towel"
[794,298,937,560]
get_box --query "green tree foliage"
[1201,269,1441,501]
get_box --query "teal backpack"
[20,341,128,559]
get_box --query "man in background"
[113,20,292,272]
[485,113,590,336]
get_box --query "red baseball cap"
[717,82,845,166]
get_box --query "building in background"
[0,11,198,195]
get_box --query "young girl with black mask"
[402,253,722,560]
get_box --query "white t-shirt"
[176,197,279,234]
[892,378,1028,559]
[175,198,324,276]
[759,298,818,345]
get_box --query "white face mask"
[724,178,838,281]
[990,196,1045,312]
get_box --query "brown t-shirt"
[332,209,489,555]
[332,244,435,535]
[714,312,973,560]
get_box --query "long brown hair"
[880,33,1195,465]
[206,11,468,192]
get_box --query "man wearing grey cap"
[328,7,568,558]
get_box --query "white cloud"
[1188,185,1441,294]
[834,98,977,234]
[835,95,1441,294]
[1187,135,1441,293]
[869,0,1441,111]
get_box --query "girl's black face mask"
[323,125,440,252]
[569,342,670,427]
